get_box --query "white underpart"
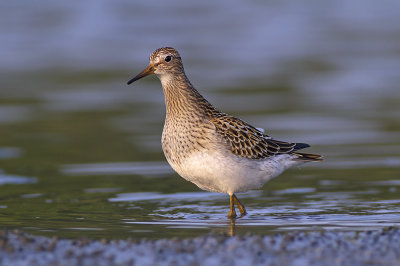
[168,150,303,195]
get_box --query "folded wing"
[210,114,322,161]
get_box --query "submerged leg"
[229,218,236,237]
[227,194,237,218]
[232,194,247,217]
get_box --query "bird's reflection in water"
[228,212,248,236]
[229,218,236,236]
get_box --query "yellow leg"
[227,194,237,218]
[232,194,247,217]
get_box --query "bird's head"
[127,47,183,84]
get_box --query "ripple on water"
[61,162,174,177]
[85,188,122,193]
[109,191,225,203]
[273,187,315,195]
[0,170,37,185]
[109,182,400,235]
[0,147,22,159]
[310,156,400,169]
[363,180,400,186]
[0,106,33,124]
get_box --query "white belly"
[167,150,301,194]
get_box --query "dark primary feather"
[210,114,318,160]
[293,142,310,150]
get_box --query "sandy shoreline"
[1,227,399,266]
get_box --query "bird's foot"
[227,208,237,219]
[233,194,247,217]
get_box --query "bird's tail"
[293,152,323,162]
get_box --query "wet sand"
[1,227,399,266]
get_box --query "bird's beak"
[127,64,155,85]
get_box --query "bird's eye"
[165,55,171,62]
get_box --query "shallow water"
[0,0,400,239]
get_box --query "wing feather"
[210,114,309,159]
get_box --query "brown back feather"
[210,113,315,159]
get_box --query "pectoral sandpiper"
[127,47,322,219]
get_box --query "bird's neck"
[159,72,214,118]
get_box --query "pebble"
[0,227,400,266]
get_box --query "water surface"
[0,0,399,239]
